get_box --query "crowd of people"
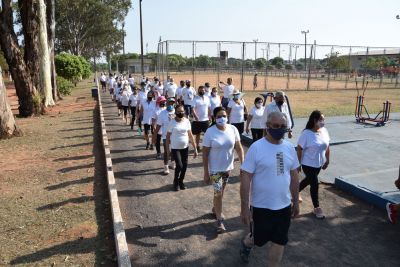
[101,72,334,265]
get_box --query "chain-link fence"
[156,40,400,91]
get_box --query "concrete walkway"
[101,92,400,266]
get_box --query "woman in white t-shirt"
[227,91,248,135]
[297,110,330,219]
[120,85,131,125]
[209,87,221,119]
[166,105,198,191]
[203,106,244,233]
[245,97,265,142]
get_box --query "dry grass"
[0,81,116,266]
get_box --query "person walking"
[297,110,330,219]
[138,91,156,150]
[240,111,300,265]
[128,86,139,132]
[246,97,265,142]
[120,84,131,125]
[263,91,293,138]
[209,87,221,120]
[203,107,244,233]
[153,98,177,174]
[153,96,167,158]
[176,80,185,105]
[192,86,211,151]
[253,73,258,90]
[219,77,234,108]
[166,105,198,191]
[182,80,196,117]
[165,77,178,98]
[386,165,400,224]
[100,73,107,93]
[227,90,247,135]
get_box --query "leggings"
[162,139,174,165]
[156,134,162,154]
[299,165,322,208]
[130,106,136,128]
[171,147,189,184]
[251,128,264,142]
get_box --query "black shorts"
[192,121,209,135]
[143,123,153,135]
[251,205,291,246]
[100,81,106,87]
[122,105,128,116]
[130,106,137,116]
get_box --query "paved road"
[101,92,400,266]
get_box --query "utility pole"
[261,48,266,59]
[294,45,299,69]
[146,42,148,55]
[301,30,309,70]
[122,21,125,55]
[139,0,144,76]
[253,39,258,60]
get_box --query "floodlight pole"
[139,0,144,76]
[301,30,309,71]
[253,39,258,60]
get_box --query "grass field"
[0,80,116,266]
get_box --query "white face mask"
[255,103,262,108]
[216,117,228,126]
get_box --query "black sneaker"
[173,184,179,191]
[179,182,186,190]
[145,143,150,150]
[149,144,154,150]
[240,239,252,263]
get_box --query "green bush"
[55,53,92,84]
[57,76,74,96]
[77,56,91,79]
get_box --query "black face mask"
[176,112,185,118]
[198,91,204,96]
[276,100,284,106]
[147,97,153,101]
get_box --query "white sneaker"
[163,165,170,174]
[169,161,175,170]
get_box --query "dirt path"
[101,91,400,266]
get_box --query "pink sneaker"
[386,203,397,224]
[313,207,325,219]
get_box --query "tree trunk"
[0,1,36,117]
[0,66,22,138]
[38,0,54,107]
[46,0,61,101]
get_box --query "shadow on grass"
[57,163,94,173]
[54,154,93,161]
[51,142,94,150]
[45,177,94,191]
[12,101,116,266]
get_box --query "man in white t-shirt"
[239,111,300,265]
[165,78,178,98]
[139,91,156,149]
[192,86,212,150]
[107,74,116,100]
[128,74,135,87]
[218,77,234,108]
[100,73,107,92]
[182,80,196,117]
[263,91,293,138]
[204,82,212,97]
[176,80,185,104]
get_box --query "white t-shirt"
[108,77,115,88]
[263,101,292,129]
[223,84,234,98]
[121,91,130,106]
[153,107,165,135]
[250,106,265,129]
[157,109,175,139]
[167,118,192,149]
[165,83,178,98]
[128,77,135,86]
[100,75,107,82]
[241,138,300,210]
[203,124,240,173]
[182,87,196,106]
[138,90,149,108]
[155,84,164,96]
[129,94,139,107]
[297,128,330,168]
[142,100,156,125]
[192,95,211,122]
[176,86,184,99]
[228,99,245,123]
[209,95,221,114]
[204,87,211,97]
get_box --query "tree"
[270,57,284,66]
[254,58,267,69]
[38,0,54,107]
[0,0,37,116]
[46,0,60,101]
[0,66,21,138]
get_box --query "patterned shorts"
[211,171,230,195]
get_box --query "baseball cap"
[167,97,176,102]
[156,96,166,103]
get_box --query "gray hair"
[275,91,285,98]
[266,111,288,125]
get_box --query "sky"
[123,0,400,59]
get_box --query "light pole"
[253,39,258,60]
[294,45,299,69]
[261,48,266,59]
[301,30,309,70]
[139,0,144,76]
[122,21,125,55]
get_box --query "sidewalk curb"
[96,84,132,267]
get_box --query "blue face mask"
[268,127,286,140]
[166,105,174,112]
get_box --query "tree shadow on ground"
[45,177,93,191]
[57,163,94,173]
[59,127,93,132]
[51,142,94,150]
[63,133,93,139]
[36,196,94,211]
[53,154,93,161]
[113,168,164,179]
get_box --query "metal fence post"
[217,42,221,87]
[240,42,245,92]
[306,44,313,91]
[166,41,169,79]
[362,47,369,90]
[345,46,352,89]
[327,46,334,90]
